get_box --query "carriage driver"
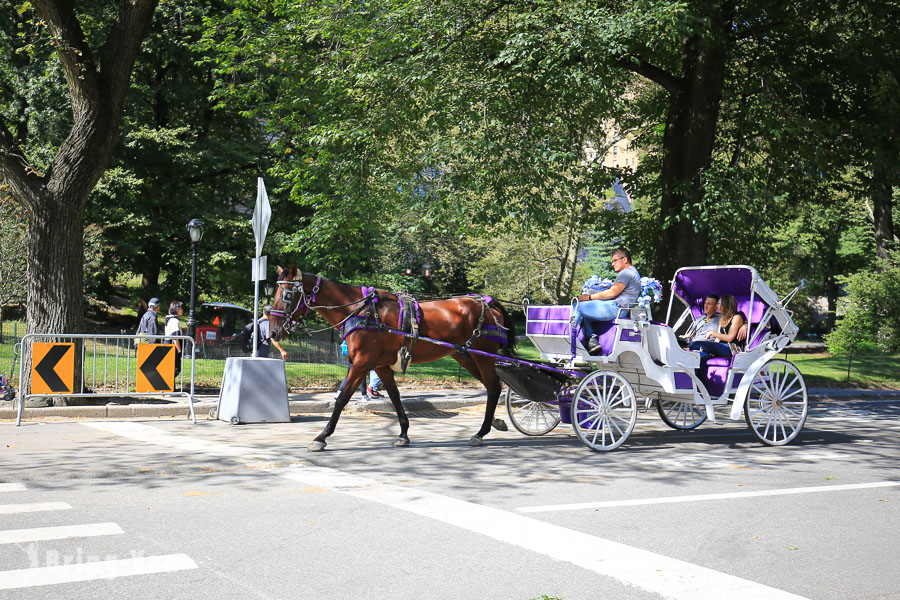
[574,247,641,353]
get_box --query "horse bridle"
[270,269,321,336]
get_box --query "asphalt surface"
[1,399,898,599]
[2,386,899,422]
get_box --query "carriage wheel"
[744,359,808,446]
[504,387,560,436]
[657,398,707,430]
[571,371,637,451]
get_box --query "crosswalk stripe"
[0,502,71,515]
[516,481,900,513]
[0,553,198,590]
[0,484,27,493]
[0,523,124,545]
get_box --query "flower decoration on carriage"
[638,277,663,309]
[581,275,614,294]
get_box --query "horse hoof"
[468,436,483,447]
[393,437,410,447]
[308,441,327,452]
[492,418,508,432]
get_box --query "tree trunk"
[141,244,163,295]
[653,4,732,285]
[871,158,895,262]
[21,197,89,406]
[554,198,583,303]
[26,199,85,335]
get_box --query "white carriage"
[499,265,808,451]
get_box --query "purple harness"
[270,273,322,334]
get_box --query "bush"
[826,251,900,354]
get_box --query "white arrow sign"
[252,177,271,258]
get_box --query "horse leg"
[310,365,368,452]
[452,354,504,446]
[374,367,410,447]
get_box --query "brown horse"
[268,265,516,451]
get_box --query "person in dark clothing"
[136,297,161,343]
[254,305,288,359]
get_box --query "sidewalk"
[2,387,898,421]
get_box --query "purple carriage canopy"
[666,265,799,346]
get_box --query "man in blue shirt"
[574,248,641,353]
[679,295,721,347]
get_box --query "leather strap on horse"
[463,295,490,350]
[395,293,419,373]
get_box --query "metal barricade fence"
[16,333,197,426]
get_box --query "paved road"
[1,399,898,599]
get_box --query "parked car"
[194,302,254,344]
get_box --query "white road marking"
[0,484,26,493]
[0,502,70,515]
[279,465,811,600]
[0,554,198,590]
[84,421,811,600]
[0,523,124,545]
[82,421,274,459]
[517,481,900,513]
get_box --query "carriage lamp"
[186,218,204,344]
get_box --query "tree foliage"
[827,251,900,354]
[0,195,27,319]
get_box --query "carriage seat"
[525,306,620,358]
[699,323,772,394]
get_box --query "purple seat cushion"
[706,357,732,367]
[576,320,617,356]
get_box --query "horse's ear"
[290,263,298,278]
[277,265,283,278]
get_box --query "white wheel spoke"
[608,415,627,438]
[745,360,807,446]
[658,399,706,430]
[572,371,636,451]
[607,386,626,409]
[506,388,560,436]
[781,404,804,419]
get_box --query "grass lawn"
[2,319,898,391]
[783,352,900,389]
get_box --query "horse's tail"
[489,300,517,357]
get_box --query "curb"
[0,390,489,421]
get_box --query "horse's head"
[269,264,306,341]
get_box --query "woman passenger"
[689,294,745,368]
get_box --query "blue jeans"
[369,370,382,391]
[573,300,623,338]
[688,340,732,369]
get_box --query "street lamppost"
[263,281,275,300]
[186,219,204,343]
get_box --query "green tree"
[0,0,159,336]
[826,251,900,354]
[86,1,276,307]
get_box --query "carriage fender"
[616,349,712,417]
[729,351,777,420]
